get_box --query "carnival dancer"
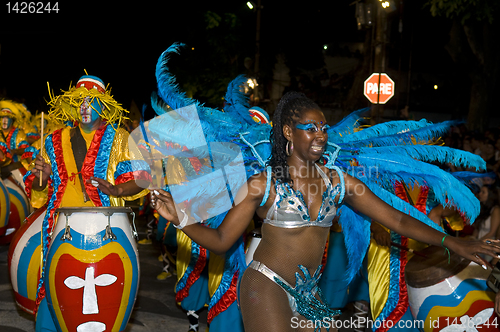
[147,43,500,331]
[0,130,12,168]
[19,112,65,173]
[12,101,40,145]
[24,75,151,331]
[0,100,31,176]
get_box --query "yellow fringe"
[46,82,128,129]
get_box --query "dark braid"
[268,91,321,184]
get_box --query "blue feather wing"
[345,154,480,223]
[335,120,460,147]
[342,145,486,172]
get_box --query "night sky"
[0,1,455,119]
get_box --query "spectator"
[473,185,500,262]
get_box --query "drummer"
[24,75,151,332]
[0,100,31,177]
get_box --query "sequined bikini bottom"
[248,261,341,321]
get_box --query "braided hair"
[267,91,321,184]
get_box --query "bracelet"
[441,234,451,264]
[173,209,188,229]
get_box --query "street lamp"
[379,0,396,12]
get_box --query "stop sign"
[364,73,395,104]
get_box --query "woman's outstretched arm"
[342,173,500,267]
[152,173,266,255]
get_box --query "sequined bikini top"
[261,164,345,228]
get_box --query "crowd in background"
[442,124,500,244]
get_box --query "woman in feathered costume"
[146,43,500,331]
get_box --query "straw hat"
[47,74,128,127]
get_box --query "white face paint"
[80,97,93,124]
[1,117,12,130]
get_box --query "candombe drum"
[405,245,498,331]
[7,206,46,314]
[44,207,140,332]
[0,175,32,244]
[245,228,261,266]
[10,168,27,193]
[0,178,10,236]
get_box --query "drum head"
[56,206,133,216]
[405,245,471,288]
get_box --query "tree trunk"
[467,72,490,131]
[343,29,373,114]
[446,19,500,131]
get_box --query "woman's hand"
[151,189,181,226]
[447,236,500,269]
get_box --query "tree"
[170,10,254,108]
[425,0,500,131]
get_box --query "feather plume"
[154,42,196,111]
[335,120,459,146]
[337,205,371,283]
[327,107,369,138]
[344,145,486,171]
[347,154,480,223]
[224,75,254,124]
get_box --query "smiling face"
[284,108,328,161]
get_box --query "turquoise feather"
[348,154,480,223]
[327,107,369,138]
[154,42,196,111]
[336,120,460,146]
[345,145,486,171]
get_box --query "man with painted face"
[0,100,31,177]
[24,75,151,331]
[27,75,150,207]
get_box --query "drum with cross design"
[44,207,140,332]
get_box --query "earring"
[286,140,293,157]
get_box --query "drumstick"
[391,241,428,258]
[39,112,44,186]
